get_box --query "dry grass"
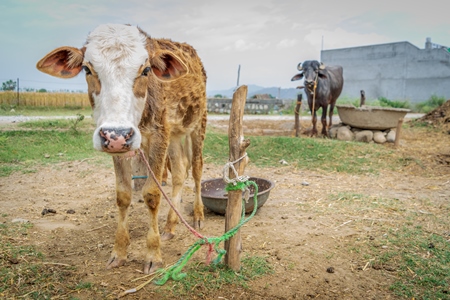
[0,91,90,107]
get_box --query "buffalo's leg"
[106,156,132,269]
[321,105,328,136]
[328,102,336,129]
[311,109,318,136]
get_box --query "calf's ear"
[36,47,84,78]
[150,51,188,81]
[291,73,304,81]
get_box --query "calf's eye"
[82,66,92,75]
[142,67,151,76]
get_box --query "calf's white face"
[36,24,189,155]
[84,25,149,153]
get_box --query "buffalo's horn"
[297,62,303,71]
[319,63,326,70]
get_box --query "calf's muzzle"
[99,127,135,153]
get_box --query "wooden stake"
[394,118,404,148]
[360,90,366,107]
[224,85,250,271]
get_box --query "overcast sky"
[1,0,449,94]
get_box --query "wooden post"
[360,90,366,107]
[224,85,250,271]
[294,94,302,137]
[394,118,404,148]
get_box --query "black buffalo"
[291,60,344,136]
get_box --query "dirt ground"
[1,108,450,299]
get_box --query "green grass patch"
[0,104,92,117]
[0,116,412,177]
[156,255,273,298]
[0,127,107,177]
[204,130,400,174]
[346,219,449,299]
[17,114,93,132]
[385,227,450,299]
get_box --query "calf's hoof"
[143,261,163,274]
[161,232,175,241]
[193,218,204,230]
[106,254,126,269]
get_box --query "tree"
[2,79,16,91]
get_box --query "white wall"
[321,42,450,103]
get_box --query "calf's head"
[291,60,326,92]
[36,24,188,154]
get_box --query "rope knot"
[222,153,249,185]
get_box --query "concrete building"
[321,38,450,103]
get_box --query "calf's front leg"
[106,156,132,269]
[141,141,168,274]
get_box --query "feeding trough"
[336,104,410,130]
[201,177,275,215]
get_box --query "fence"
[207,98,294,114]
[0,91,90,107]
[0,92,296,114]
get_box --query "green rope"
[154,180,258,285]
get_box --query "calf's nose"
[99,127,134,153]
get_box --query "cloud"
[304,27,391,50]
[277,39,298,49]
[1,0,449,92]
[232,39,270,52]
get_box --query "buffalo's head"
[291,60,327,92]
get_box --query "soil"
[415,99,450,133]
[1,110,450,299]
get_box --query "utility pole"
[17,78,20,106]
[236,64,241,87]
[320,36,324,61]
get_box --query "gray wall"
[321,41,450,103]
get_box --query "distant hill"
[207,84,300,100]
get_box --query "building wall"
[321,41,450,103]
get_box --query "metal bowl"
[201,177,275,215]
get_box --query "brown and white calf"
[36,24,207,274]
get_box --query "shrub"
[415,95,445,113]
[378,97,410,109]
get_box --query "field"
[0,108,449,299]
